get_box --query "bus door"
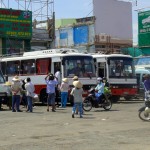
[97,62,106,78]
[96,58,106,78]
[52,57,61,81]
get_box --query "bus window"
[6,61,20,76]
[21,59,35,75]
[108,58,133,78]
[63,56,96,78]
[1,62,6,75]
[36,58,51,74]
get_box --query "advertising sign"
[138,10,150,47]
[0,8,32,39]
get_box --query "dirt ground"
[0,99,150,150]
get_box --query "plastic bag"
[31,93,39,102]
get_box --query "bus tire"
[40,89,48,104]
[111,96,120,103]
[124,96,132,101]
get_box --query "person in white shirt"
[25,77,35,112]
[55,69,61,106]
[55,69,61,84]
[60,78,69,108]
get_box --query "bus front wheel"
[124,96,132,101]
[40,89,48,104]
[111,96,120,103]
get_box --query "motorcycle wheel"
[138,110,150,122]
[103,99,112,110]
[83,98,92,112]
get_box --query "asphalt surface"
[0,99,150,150]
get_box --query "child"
[70,81,83,118]
[4,81,12,110]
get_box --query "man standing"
[45,73,58,112]
[25,77,35,112]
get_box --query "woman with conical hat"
[70,81,83,118]
[60,78,69,108]
[11,76,23,112]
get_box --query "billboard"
[93,0,132,40]
[0,8,32,39]
[138,10,150,47]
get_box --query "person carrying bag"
[25,77,35,112]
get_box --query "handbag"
[31,93,39,102]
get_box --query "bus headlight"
[112,86,118,88]
[132,85,137,88]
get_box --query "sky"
[1,0,150,45]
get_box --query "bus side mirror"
[4,75,8,81]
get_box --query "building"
[52,0,133,54]
[93,0,133,54]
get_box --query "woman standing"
[70,81,83,118]
[60,78,69,108]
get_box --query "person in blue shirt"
[143,74,150,101]
[95,77,104,104]
[45,73,58,112]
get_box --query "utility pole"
[52,11,55,48]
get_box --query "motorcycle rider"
[102,77,111,101]
[143,74,150,117]
[102,77,109,87]
[143,74,150,101]
[95,77,104,106]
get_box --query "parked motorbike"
[138,91,150,121]
[83,87,112,111]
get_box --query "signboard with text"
[0,8,32,39]
[138,10,150,47]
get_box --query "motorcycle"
[82,87,112,111]
[138,91,150,122]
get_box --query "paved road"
[0,99,149,150]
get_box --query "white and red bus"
[0,48,96,103]
[0,69,7,106]
[92,54,137,102]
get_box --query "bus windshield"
[0,70,5,83]
[108,57,134,78]
[63,56,96,78]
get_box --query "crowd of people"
[2,76,35,112]
[2,72,150,118]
